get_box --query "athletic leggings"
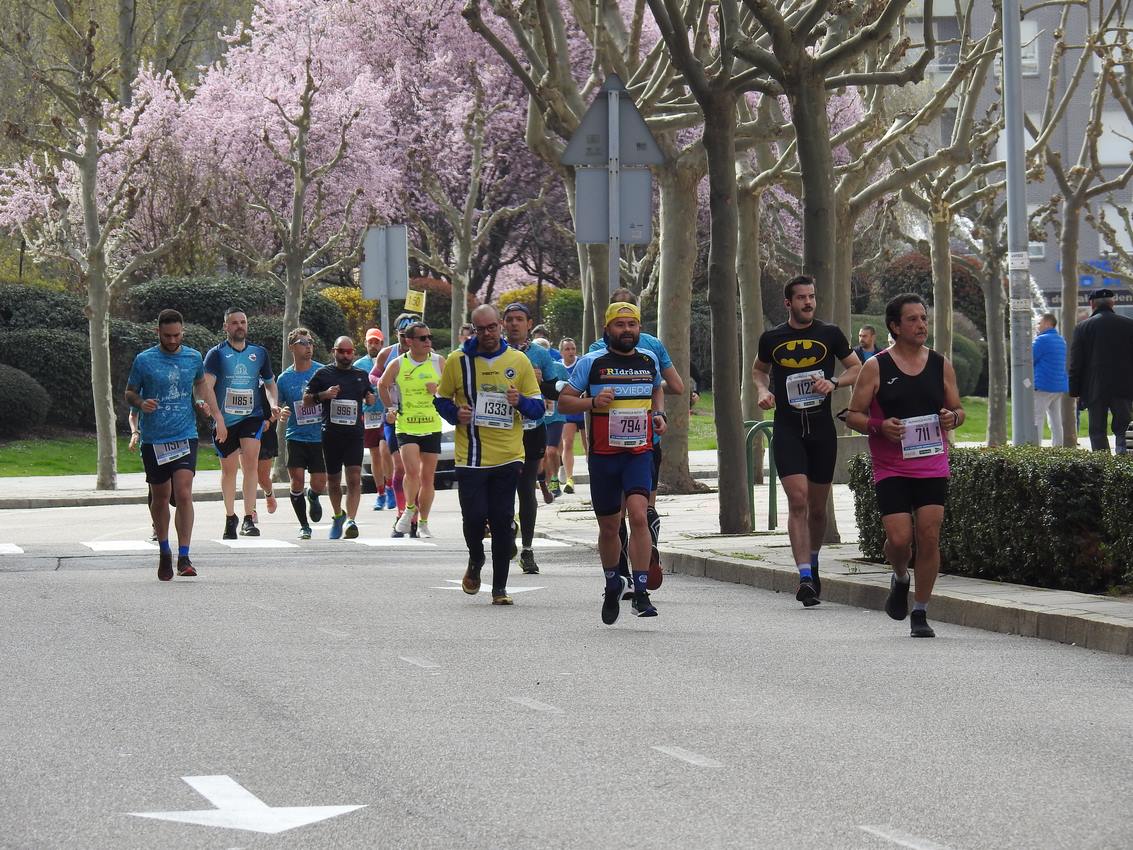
[518,424,547,548]
[457,462,521,594]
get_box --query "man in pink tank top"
[845,294,965,638]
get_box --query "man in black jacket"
[1069,288,1133,453]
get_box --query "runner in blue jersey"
[558,338,584,494]
[125,309,219,581]
[354,328,392,512]
[276,327,327,539]
[534,339,569,498]
[203,307,279,540]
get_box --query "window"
[1098,111,1133,166]
[1027,203,1047,260]
[995,19,1041,77]
[905,15,961,74]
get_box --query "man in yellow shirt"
[435,305,544,604]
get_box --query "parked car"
[362,418,456,491]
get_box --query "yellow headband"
[604,301,641,326]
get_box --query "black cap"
[1089,288,1116,300]
[503,302,531,318]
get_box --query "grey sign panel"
[384,224,409,300]
[560,82,664,167]
[574,167,653,244]
[360,225,409,300]
[360,226,385,300]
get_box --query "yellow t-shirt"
[438,346,539,467]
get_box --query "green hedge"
[848,447,1133,594]
[849,314,984,397]
[0,363,50,436]
[0,283,88,332]
[248,317,329,375]
[0,329,92,427]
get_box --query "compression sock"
[159,540,171,554]
[290,490,308,526]
[895,571,911,584]
[798,564,813,579]
[393,471,407,512]
[617,518,630,574]
[605,570,624,592]
[647,506,661,546]
[178,545,189,558]
[810,551,819,569]
[913,601,927,613]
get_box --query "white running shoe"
[416,520,432,539]
[394,510,415,534]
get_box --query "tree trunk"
[452,237,472,340]
[831,200,854,339]
[586,243,608,342]
[117,0,136,107]
[1058,202,1082,446]
[656,162,700,493]
[930,202,954,361]
[702,90,749,533]
[984,256,1008,446]
[791,76,838,323]
[275,257,304,481]
[737,188,765,481]
[88,273,118,491]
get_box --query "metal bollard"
[744,420,777,531]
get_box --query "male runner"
[304,336,375,539]
[560,302,666,623]
[540,349,570,498]
[380,321,446,539]
[354,328,392,509]
[125,309,219,580]
[845,293,963,638]
[558,337,583,494]
[752,275,861,607]
[203,307,279,539]
[435,305,544,605]
[276,327,327,539]
[369,314,420,529]
[255,380,283,517]
[502,302,556,573]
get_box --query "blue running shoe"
[384,486,395,509]
[373,490,385,510]
[329,512,346,540]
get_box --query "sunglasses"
[334,347,354,354]
[290,338,313,346]
[473,323,499,333]
[410,334,433,342]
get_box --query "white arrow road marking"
[651,746,723,768]
[433,580,544,594]
[529,539,571,548]
[128,775,364,835]
[858,826,957,850]
[507,696,563,713]
[0,543,24,554]
[350,538,437,547]
[212,539,299,549]
[82,540,158,552]
[399,656,440,669]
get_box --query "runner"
[254,380,284,518]
[558,337,583,494]
[502,302,555,573]
[124,309,219,580]
[752,275,861,607]
[540,347,570,499]
[354,328,393,511]
[369,314,419,532]
[379,321,446,539]
[559,301,666,624]
[203,307,279,539]
[435,305,544,605]
[845,293,964,638]
[276,327,327,539]
[304,335,375,539]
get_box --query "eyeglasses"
[473,322,499,333]
[334,347,354,354]
[290,338,313,346]
[411,334,433,342]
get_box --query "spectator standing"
[1032,313,1068,446]
[1069,289,1133,454]
[853,325,880,363]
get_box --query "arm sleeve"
[757,333,772,364]
[305,369,328,398]
[653,338,673,371]
[832,327,852,361]
[127,358,143,393]
[194,353,205,381]
[438,353,459,399]
[203,347,221,377]
[649,351,663,387]
[515,358,545,420]
[433,397,459,424]
[568,354,590,393]
[259,347,275,382]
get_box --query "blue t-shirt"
[543,358,570,424]
[521,340,556,378]
[277,362,325,443]
[589,332,673,371]
[203,340,275,427]
[353,354,385,415]
[126,345,205,444]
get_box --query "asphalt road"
[1,496,1131,849]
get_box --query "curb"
[0,491,227,510]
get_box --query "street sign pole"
[607,86,620,295]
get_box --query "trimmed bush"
[543,287,583,342]
[321,285,379,343]
[493,282,556,322]
[0,363,50,436]
[0,329,92,427]
[247,317,329,375]
[848,447,1133,594]
[877,252,985,333]
[849,313,985,397]
[0,283,87,332]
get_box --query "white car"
[362,418,456,491]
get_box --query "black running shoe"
[619,566,634,600]
[632,590,658,617]
[812,564,821,598]
[602,581,623,625]
[240,516,260,536]
[176,556,196,577]
[509,519,519,559]
[158,551,173,582]
[462,557,483,595]
[222,514,238,540]
[520,548,539,575]
[885,574,911,620]
[795,578,820,607]
[910,609,936,637]
[307,488,323,523]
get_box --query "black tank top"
[875,350,945,420]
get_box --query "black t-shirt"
[305,365,372,434]
[757,320,851,417]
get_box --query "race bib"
[294,403,322,427]
[609,407,648,448]
[901,414,944,459]
[474,391,513,429]
[364,410,384,429]
[329,398,359,426]
[154,439,190,466]
[223,386,254,416]
[522,419,539,431]
[785,370,825,410]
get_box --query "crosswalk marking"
[213,539,299,549]
[0,543,25,554]
[530,539,571,549]
[350,538,437,547]
[82,540,158,552]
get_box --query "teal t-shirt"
[353,354,385,415]
[542,358,570,424]
[126,345,205,444]
[277,362,325,443]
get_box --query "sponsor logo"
[772,338,828,369]
[249,353,257,361]
[504,368,516,379]
[598,367,653,378]
[887,377,899,385]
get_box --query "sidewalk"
[2,454,1130,655]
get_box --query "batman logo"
[773,339,828,369]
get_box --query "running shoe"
[222,514,238,540]
[373,491,385,510]
[647,546,663,590]
[619,565,634,600]
[266,491,277,514]
[812,564,822,598]
[329,512,346,540]
[795,578,820,607]
[462,558,483,594]
[491,593,514,605]
[563,478,574,494]
[602,579,623,625]
[885,574,911,621]
[550,477,561,498]
[416,520,432,539]
[149,530,158,543]
[909,609,936,638]
[307,488,323,523]
[509,518,519,560]
[158,551,173,582]
[298,526,312,540]
[519,548,539,575]
[539,478,554,504]
[343,519,359,539]
[384,486,395,509]
[240,516,260,537]
[394,509,415,535]
[176,556,196,577]
[632,589,658,617]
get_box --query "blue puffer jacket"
[1033,327,1068,393]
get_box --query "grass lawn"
[953,396,1087,443]
[0,433,222,477]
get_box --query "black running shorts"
[874,476,949,517]
[213,416,265,458]
[321,428,364,475]
[286,439,326,474]
[141,439,198,485]
[772,417,837,484]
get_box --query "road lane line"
[82,540,157,552]
[399,656,440,669]
[507,696,563,713]
[0,543,24,554]
[859,826,957,850]
[351,538,438,547]
[651,746,722,768]
[212,539,299,549]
